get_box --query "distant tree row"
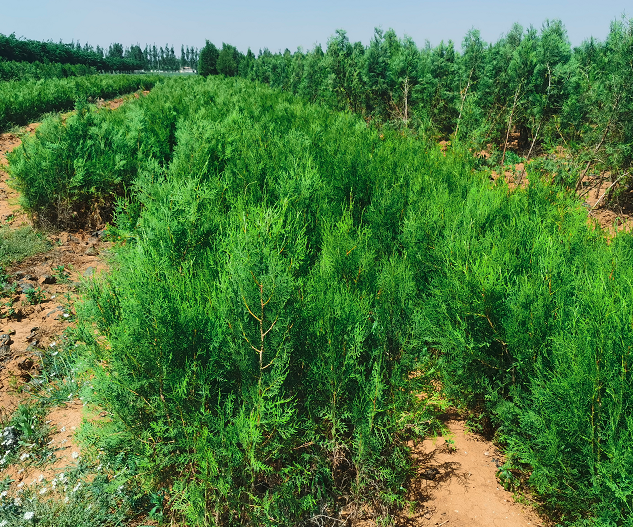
[0,33,199,73]
[200,17,633,178]
[198,41,245,77]
[142,44,199,71]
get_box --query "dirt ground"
[0,117,111,491]
[576,171,633,235]
[400,415,543,527]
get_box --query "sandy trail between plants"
[398,415,543,527]
[0,112,112,489]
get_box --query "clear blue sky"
[1,0,630,53]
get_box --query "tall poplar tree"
[198,40,219,76]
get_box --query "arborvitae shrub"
[15,74,633,525]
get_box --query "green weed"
[25,287,46,305]
[53,265,71,284]
[0,226,49,267]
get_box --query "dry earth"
[0,119,111,492]
[400,414,543,527]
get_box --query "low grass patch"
[0,226,49,267]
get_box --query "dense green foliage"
[0,33,199,74]
[54,77,435,524]
[9,14,633,517]
[0,60,96,81]
[0,74,161,131]
[198,41,219,77]
[202,18,633,186]
[0,33,144,72]
[12,74,633,526]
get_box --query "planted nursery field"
[0,74,161,132]
[0,16,632,526]
[0,74,630,526]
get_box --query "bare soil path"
[0,105,114,491]
[400,415,543,527]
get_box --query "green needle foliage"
[12,73,633,525]
[203,17,633,190]
[0,74,160,131]
[68,77,436,525]
[0,60,97,81]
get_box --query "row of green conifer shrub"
[9,75,633,525]
[0,74,161,131]
[0,59,97,81]
[72,76,445,525]
[7,76,221,226]
[204,18,633,191]
[414,177,633,525]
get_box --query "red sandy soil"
[400,415,543,527]
[0,110,112,493]
[95,89,150,110]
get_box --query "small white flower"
[58,472,65,481]
[0,490,6,498]
[60,426,66,432]
[19,452,30,461]
[14,497,22,505]
[64,496,69,503]
[0,519,8,526]
[50,342,56,347]
[63,313,70,318]
[72,451,79,459]
[51,351,59,356]
[51,479,57,488]
[39,487,48,495]
[23,511,34,520]
[72,482,81,492]
[51,295,56,299]
[17,482,24,488]
[38,474,44,482]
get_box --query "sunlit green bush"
[0,74,160,131]
[12,74,633,525]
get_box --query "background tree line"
[0,33,199,74]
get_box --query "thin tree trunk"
[455,68,473,139]
[501,85,522,167]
